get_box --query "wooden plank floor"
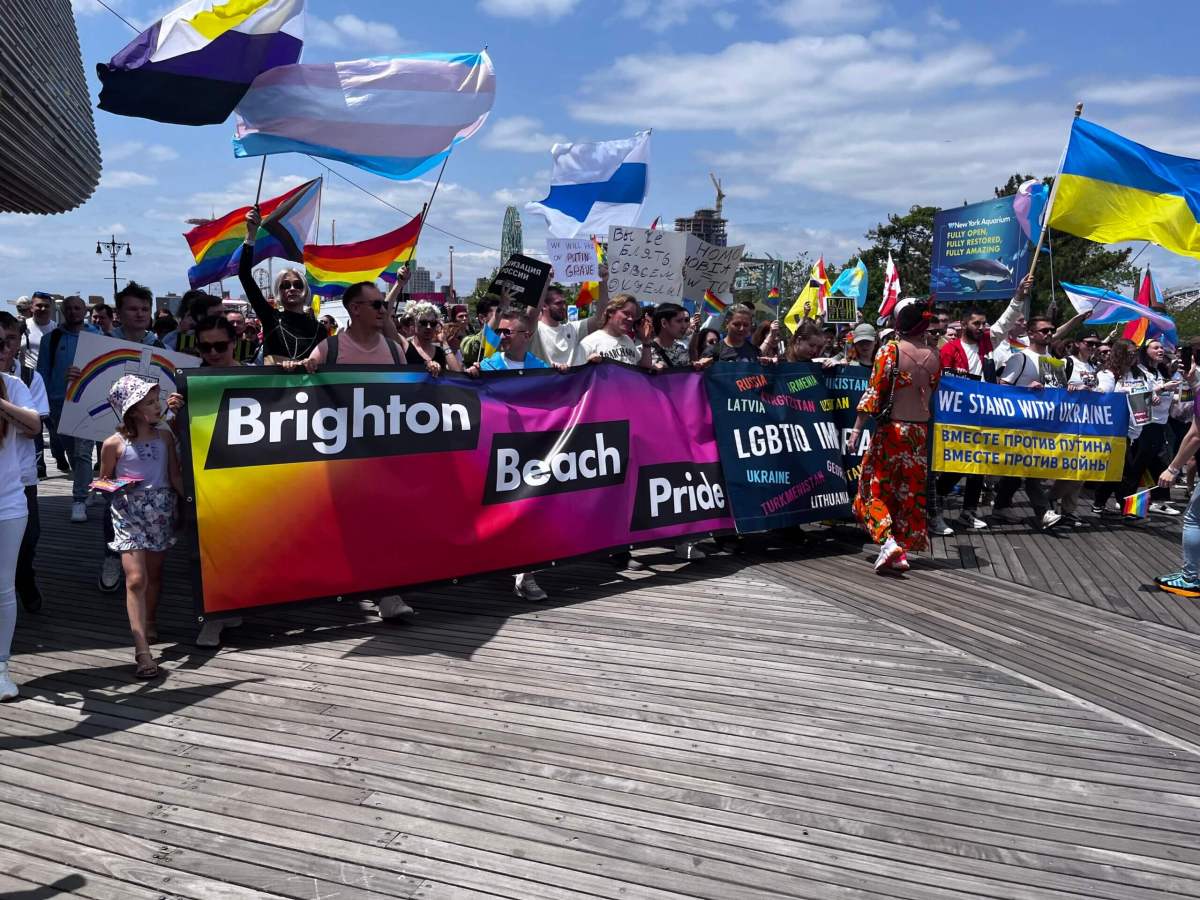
[926,486,1200,634]
[1,476,1198,899]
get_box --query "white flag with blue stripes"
[525,131,650,238]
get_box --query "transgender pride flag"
[233,52,496,180]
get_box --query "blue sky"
[5,0,1199,301]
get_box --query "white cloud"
[0,243,30,260]
[105,141,178,163]
[926,6,961,31]
[620,0,735,32]
[307,14,406,51]
[768,0,883,28]
[478,0,581,19]
[482,116,566,153]
[100,171,157,189]
[713,10,737,29]
[1082,77,1200,106]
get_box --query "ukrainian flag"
[1048,118,1200,260]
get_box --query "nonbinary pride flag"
[1048,118,1200,260]
[184,177,321,289]
[234,52,496,180]
[304,214,423,297]
[97,0,303,126]
[525,132,650,238]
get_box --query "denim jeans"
[49,400,95,502]
[1182,483,1200,581]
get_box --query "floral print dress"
[853,341,938,551]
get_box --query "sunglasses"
[355,300,386,310]
[495,328,529,337]
[197,340,230,353]
[279,280,304,290]
[927,329,946,336]
[1083,341,1100,347]
[416,319,439,327]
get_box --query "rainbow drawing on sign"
[66,349,179,404]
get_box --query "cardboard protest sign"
[682,237,744,301]
[825,295,857,324]
[931,195,1031,302]
[488,254,553,307]
[606,226,686,304]
[57,332,199,441]
[546,238,599,284]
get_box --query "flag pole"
[1026,102,1083,292]
[253,157,268,206]
[412,154,450,256]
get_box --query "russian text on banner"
[931,375,1128,481]
[181,364,733,617]
[705,362,853,533]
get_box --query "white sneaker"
[377,595,414,619]
[928,515,954,536]
[195,616,242,648]
[674,542,706,561]
[513,573,548,601]
[873,538,903,573]
[955,512,989,530]
[1150,502,1182,517]
[70,502,87,523]
[0,662,18,702]
[1040,510,1063,530]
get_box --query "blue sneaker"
[1156,572,1200,598]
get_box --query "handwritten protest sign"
[606,226,686,304]
[57,332,198,441]
[683,237,744,300]
[546,238,599,284]
[488,253,552,307]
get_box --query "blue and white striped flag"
[525,132,650,238]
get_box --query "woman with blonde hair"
[405,302,463,374]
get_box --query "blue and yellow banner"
[931,376,1128,481]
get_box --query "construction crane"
[709,173,725,218]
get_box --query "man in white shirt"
[528,268,608,367]
[993,315,1063,530]
[21,293,56,371]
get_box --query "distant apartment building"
[673,208,727,247]
[408,266,434,293]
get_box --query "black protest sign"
[825,294,856,324]
[489,254,553,307]
[705,361,853,533]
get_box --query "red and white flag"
[878,252,901,318]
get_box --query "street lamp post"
[96,234,132,302]
[448,245,455,300]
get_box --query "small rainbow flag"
[592,235,606,266]
[766,286,781,306]
[1122,489,1151,518]
[304,213,422,297]
[184,177,322,289]
[577,281,599,308]
[704,289,728,315]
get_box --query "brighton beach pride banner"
[706,362,853,533]
[182,364,736,617]
[931,375,1129,481]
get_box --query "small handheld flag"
[1122,490,1151,518]
[878,252,901,318]
[766,286,781,306]
[704,289,729,315]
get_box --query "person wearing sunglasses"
[405,301,463,375]
[287,282,407,373]
[191,316,242,368]
[242,207,326,363]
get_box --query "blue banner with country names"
[932,376,1128,480]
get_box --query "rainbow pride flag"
[766,286,781,306]
[704,289,729,315]
[577,281,599,308]
[1122,489,1151,518]
[184,177,322,288]
[304,213,423,297]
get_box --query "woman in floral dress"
[848,298,940,574]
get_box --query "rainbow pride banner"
[181,364,734,617]
[931,375,1128,481]
[304,213,422,297]
[58,332,199,442]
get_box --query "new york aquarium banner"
[706,362,853,533]
[182,364,733,617]
[931,375,1128,481]
[930,195,1031,302]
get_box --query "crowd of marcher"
[1,214,1196,694]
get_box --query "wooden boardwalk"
[1,477,1199,899]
